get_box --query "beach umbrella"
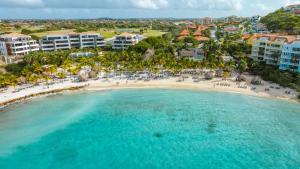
[78,74,88,82]
[251,76,262,85]
[205,72,214,80]
[18,76,27,84]
[88,71,97,79]
[215,69,224,77]
[236,74,247,82]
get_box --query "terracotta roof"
[254,34,298,43]
[188,25,197,30]
[278,36,297,43]
[193,26,209,36]
[194,36,209,41]
[193,30,203,36]
[243,33,278,41]
[197,26,209,31]
[179,29,190,36]
[177,35,188,41]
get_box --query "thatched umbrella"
[88,71,97,79]
[18,76,27,84]
[78,74,88,82]
[205,72,214,80]
[236,74,247,82]
[251,76,262,85]
[215,69,224,77]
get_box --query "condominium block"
[40,32,105,51]
[112,33,143,50]
[250,35,296,65]
[279,38,300,73]
[0,33,39,63]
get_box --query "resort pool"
[0,89,300,169]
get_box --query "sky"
[0,0,299,19]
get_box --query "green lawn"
[99,29,166,38]
[5,27,166,39]
[98,29,116,39]
[143,30,166,37]
[30,29,75,38]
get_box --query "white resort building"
[250,35,296,65]
[112,33,143,50]
[0,33,39,63]
[40,32,105,51]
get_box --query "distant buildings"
[284,4,300,15]
[39,32,105,51]
[112,33,143,50]
[249,15,269,34]
[0,33,39,63]
[250,15,261,24]
[223,26,240,34]
[225,15,243,23]
[176,26,210,42]
[250,35,300,72]
[251,23,269,34]
[279,38,300,73]
[199,17,213,25]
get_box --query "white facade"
[112,33,142,50]
[279,39,300,73]
[40,32,105,51]
[0,33,39,63]
[250,36,289,65]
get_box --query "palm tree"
[62,60,73,79]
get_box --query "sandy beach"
[0,75,299,107]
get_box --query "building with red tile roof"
[179,29,190,36]
[250,34,298,65]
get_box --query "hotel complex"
[0,32,145,63]
[112,33,142,50]
[279,39,300,72]
[250,35,300,72]
[0,33,39,63]
[39,32,105,51]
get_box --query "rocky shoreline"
[0,85,87,109]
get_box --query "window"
[293,47,300,52]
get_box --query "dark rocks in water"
[206,122,217,134]
[154,132,163,138]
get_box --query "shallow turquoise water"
[0,89,300,169]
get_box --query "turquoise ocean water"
[0,89,300,169]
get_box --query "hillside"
[260,9,300,34]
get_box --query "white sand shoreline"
[1,75,299,108]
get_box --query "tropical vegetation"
[260,9,300,34]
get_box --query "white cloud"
[131,0,169,10]
[0,0,44,7]
[283,0,300,6]
[255,0,274,11]
[181,0,242,10]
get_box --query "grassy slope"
[5,25,166,39]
